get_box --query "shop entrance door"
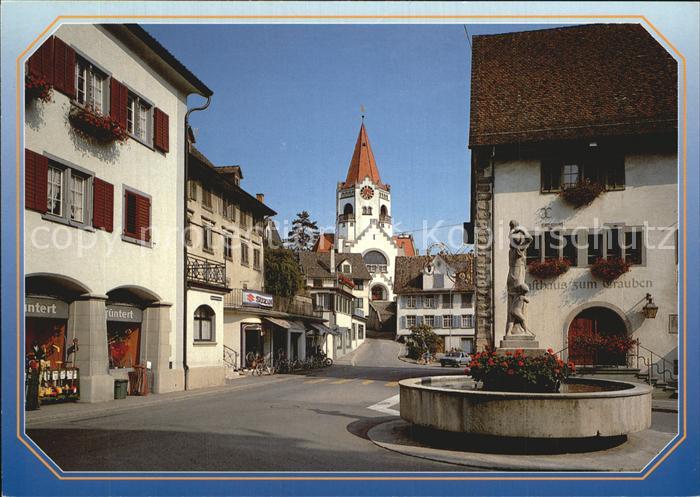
[244,327,263,367]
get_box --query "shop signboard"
[25,297,69,319]
[106,305,143,323]
[242,290,273,308]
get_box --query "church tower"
[335,122,399,302]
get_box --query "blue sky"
[145,23,554,252]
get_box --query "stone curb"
[367,419,676,472]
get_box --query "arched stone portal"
[568,306,629,366]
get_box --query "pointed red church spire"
[342,123,386,189]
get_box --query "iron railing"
[186,254,227,288]
[366,264,388,274]
[379,215,392,224]
[223,344,240,371]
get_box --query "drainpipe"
[183,95,211,390]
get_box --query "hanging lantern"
[642,293,658,319]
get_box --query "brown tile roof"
[298,252,372,280]
[341,123,387,189]
[312,233,335,253]
[394,254,474,294]
[469,24,677,147]
[393,235,417,257]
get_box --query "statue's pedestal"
[497,335,546,356]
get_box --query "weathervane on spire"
[360,104,365,122]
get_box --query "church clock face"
[360,186,374,200]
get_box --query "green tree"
[405,324,440,360]
[286,211,319,252]
[264,248,303,298]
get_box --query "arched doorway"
[568,307,628,366]
[371,284,387,301]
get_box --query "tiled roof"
[342,123,387,189]
[469,24,677,147]
[217,165,243,179]
[312,233,335,253]
[394,254,474,294]
[298,252,371,280]
[393,235,416,256]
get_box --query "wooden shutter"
[27,37,54,83]
[399,316,406,330]
[25,149,48,213]
[153,108,169,153]
[53,37,76,98]
[434,315,443,329]
[92,178,114,232]
[135,194,151,241]
[109,78,128,129]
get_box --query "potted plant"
[569,331,636,365]
[590,257,630,282]
[69,105,128,144]
[25,74,53,104]
[467,348,575,393]
[528,258,571,278]
[560,179,605,208]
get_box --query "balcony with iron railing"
[379,214,392,225]
[186,254,227,289]
[338,214,355,223]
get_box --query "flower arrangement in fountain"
[590,256,630,282]
[25,74,53,104]
[467,348,575,393]
[560,178,605,207]
[527,258,571,278]
[69,105,128,144]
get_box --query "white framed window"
[561,163,580,188]
[443,315,453,328]
[70,174,86,223]
[75,57,107,113]
[462,315,474,328]
[424,295,435,308]
[424,315,435,328]
[224,232,233,260]
[194,305,215,342]
[406,315,416,328]
[47,165,64,216]
[202,220,214,253]
[406,295,417,309]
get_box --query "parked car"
[440,351,470,367]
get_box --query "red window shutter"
[153,108,169,153]
[135,194,151,241]
[109,78,128,130]
[93,178,114,232]
[53,37,76,99]
[27,36,54,84]
[25,149,48,214]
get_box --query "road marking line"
[304,378,328,384]
[362,380,374,385]
[384,381,399,387]
[330,379,354,384]
[368,394,400,416]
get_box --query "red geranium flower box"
[590,257,630,282]
[25,74,53,104]
[69,105,128,144]
[528,258,571,278]
[560,179,605,208]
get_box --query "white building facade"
[395,255,476,352]
[469,25,678,373]
[24,24,212,402]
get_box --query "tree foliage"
[405,324,441,359]
[286,211,319,252]
[264,248,303,298]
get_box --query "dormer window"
[339,263,351,274]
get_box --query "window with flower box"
[75,56,108,113]
[586,226,644,266]
[541,153,625,193]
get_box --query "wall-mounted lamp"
[642,293,659,319]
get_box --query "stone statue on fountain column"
[505,220,536,338]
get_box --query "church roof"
[342,123,387,189]
[312,233,335,253]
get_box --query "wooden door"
[568,317,595,365]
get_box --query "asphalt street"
[26,338,677,472]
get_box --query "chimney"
[329,245,336,274]
[256,193,265,203]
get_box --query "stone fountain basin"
[399,376,652,439]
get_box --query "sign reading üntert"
[242,290,273,308]
[106,305,143,323]
[25,297,69,319]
